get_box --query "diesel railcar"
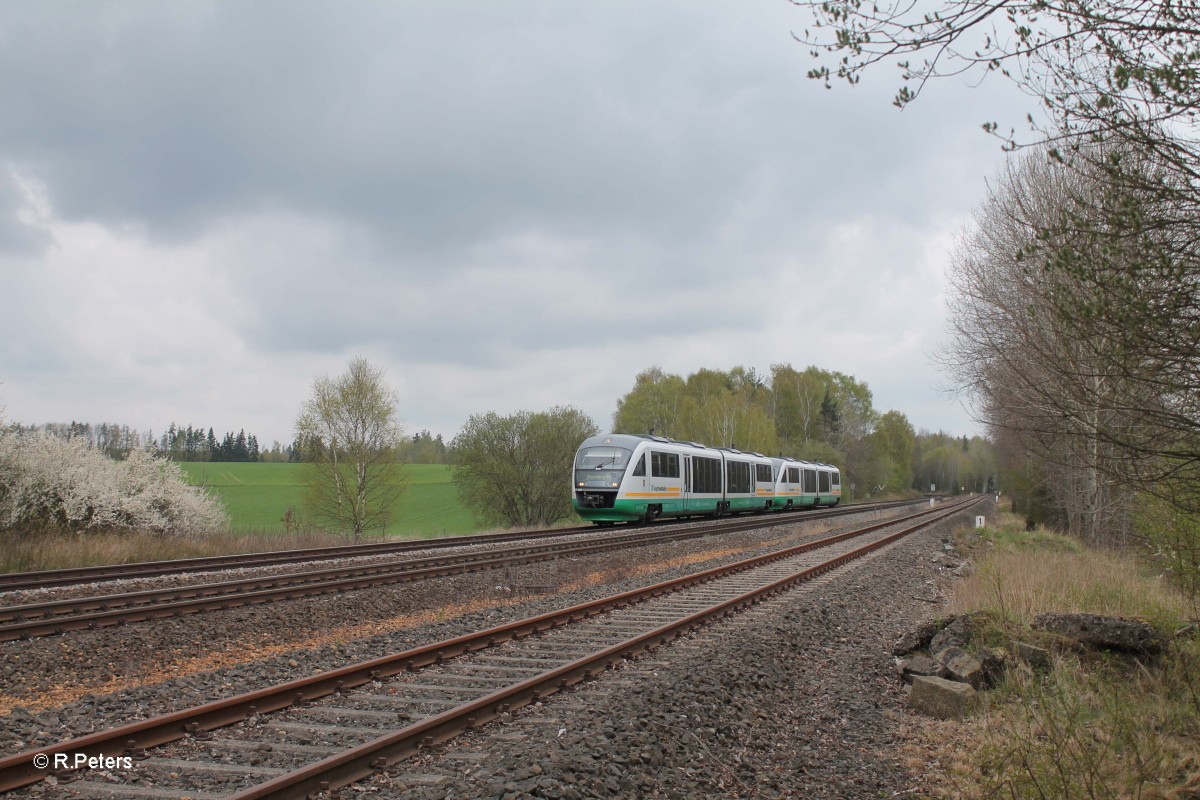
[769,456,842,510]
[572,433,840,524]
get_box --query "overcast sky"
[0,1,1028,448]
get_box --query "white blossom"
[0,428,226,535]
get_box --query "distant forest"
[9,421,450,464]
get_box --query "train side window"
[632,455,645,477]
[803,469,817,493]
[755,464,772,483]
[651,451,680,478]
[787,467,800,483]
[832,472,841,488]
[693,457,721,493]
[726,461,750,493]
[819,471,831,493]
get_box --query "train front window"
[575,446,633,471]
[575,446,634,489]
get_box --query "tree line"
[10,421,452,466]
[282,358,996,540]
[11,421,279,462]
[4,358,983,540]
[799,0,1200,595]
[8,421,154,458]
[612,364,994,501]
[161,424,263,462]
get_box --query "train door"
[683,455,693,510]
[630,452,647,493]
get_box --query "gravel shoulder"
[327,511,968,799]
[1,503,971,799]
[0,515,863,752]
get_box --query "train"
[572,433,841,524]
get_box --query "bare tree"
[295,358,406,539]
[796,0,1200,169]
[941,151,1150,542]
[799,0,1200,512]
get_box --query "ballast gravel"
[1,501,978,798]
[329,510,973,800]
[0,514,866,750]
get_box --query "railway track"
[0,500,921,594]
[0,496,982,798]
[0,500,923,642]
[0,529,605,593]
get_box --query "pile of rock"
[893,611,1166,720]
[892,613,1005,720]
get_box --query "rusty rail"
[0,496,979,794]
[0,500,919,592]
[0,500,922,641]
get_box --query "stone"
[1033,613,1167,655]
[978,647,1009,687]
[929,614,976,653]
[892,618,944,656]
[1013,640,1051,670]
[895,655,945,683]
[934,646,984,689]
[932,552,961,568]
[908,675,978,720]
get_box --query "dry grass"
[0,528,387,574]
[949,531,1187,631]
[912,512,1200,800]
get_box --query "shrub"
[0,429,226,535]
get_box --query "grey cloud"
[0,0,1014,441]
[231,239,762,369]
[0,168,53,255]
[0,2,987,260]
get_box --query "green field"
[177,462,480,537]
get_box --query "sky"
[0,1,1030,449]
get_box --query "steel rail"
[0,496,978,794]
[0,500,920,592]
[234,496,984,800]
[0,528,599,592]
[0,500,923,641]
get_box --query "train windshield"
[574,446,634,489]
[575,446,633,471]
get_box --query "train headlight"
[611,482,619,488]
[577,482,584,487]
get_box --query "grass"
[949,517,1185,631]
[914,512,1200,799]
[0,463,594,574]
[177,462,478,537]
[0,528,376,573]
[0,463,482,573]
